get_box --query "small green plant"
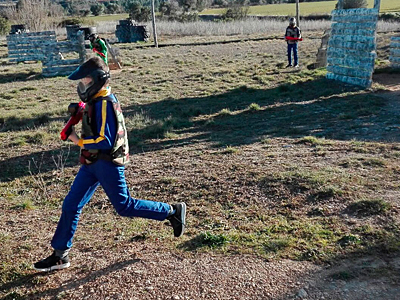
[337,234,360,247]
[218,108,232,116]
[311,185,343,201]
[26,132,47,145]
[0,16,10,35]
[347,199,391,216]
[361,158,386,167]
[20,86,37,91]
[164,131,179,139]
[221,146,239,154]
[248,103,261,111]
[200,232,228,248]
[11,200,36,210]
[12,136,27,146]
[159,177,177,184]
[296,136,332,146]
[263,238,292,253]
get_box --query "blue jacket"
[78,90,117,153]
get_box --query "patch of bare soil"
[303,255,400,300]
[10,247,400,299]
[373,73,400,92]
[17,247,318,300]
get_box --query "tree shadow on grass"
[0,70,42,84]
[0,77,394,182]
[0,147,80,183]
[123,77,395,153]
[275,245,400,300]
[0,258,140,300]
[0,114,59,133]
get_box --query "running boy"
[34,57,186,271]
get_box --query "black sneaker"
[286,64,293,68]
[33,251,70,272]
[167,202,186,237]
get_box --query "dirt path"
[11,246,400,300]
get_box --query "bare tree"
[5,0,64,31]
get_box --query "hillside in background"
[201,0,400,16]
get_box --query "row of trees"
[0,0,369,34]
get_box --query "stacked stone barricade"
[42,32,86,77]
[66,25,81,40]
[326,8,379,88]
[7,31,57,63]
[6,31,86,77]
[115,19,150,43]
[390,37,400,68]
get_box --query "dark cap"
[68,57,108,80]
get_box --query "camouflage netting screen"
[390,37,400,68]
[326,7,379,88]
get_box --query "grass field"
[90,13,129,22]
[0,30,400,298]
[88,0,399,24]
[201,0,400,16]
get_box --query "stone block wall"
[326,8,379,88]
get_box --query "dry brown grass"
[1,32,400,299]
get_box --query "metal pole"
[337,0,344,10]
[151,0,158,48]
[374,0,381,10]
[296,0,300,26]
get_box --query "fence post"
[374,0,381,10]
[77,31,85,63]
[151,0,158,48]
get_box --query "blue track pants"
[51,159,170,250]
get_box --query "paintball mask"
[77,69,110,102]
[289,17,297,26]
[88,33,98,43]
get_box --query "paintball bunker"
[9,24,28,34]
[66,25,97,40]
[115,19,150,43]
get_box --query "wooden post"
[296,0,300,26]
[77,31,85,63]
[151,0,158,48]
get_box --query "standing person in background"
[285,17,302,68]
[89,33,108,65]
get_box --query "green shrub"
[336,0,367,9]
[248,103,261,111]
[347,199,390,216]
[0,17,10,35]
[200,232,228,248]
[222,6,249,21]
[380,12,400,22]
[90,3,104,16]
[58,17,83,27]
[128,2,151,22]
